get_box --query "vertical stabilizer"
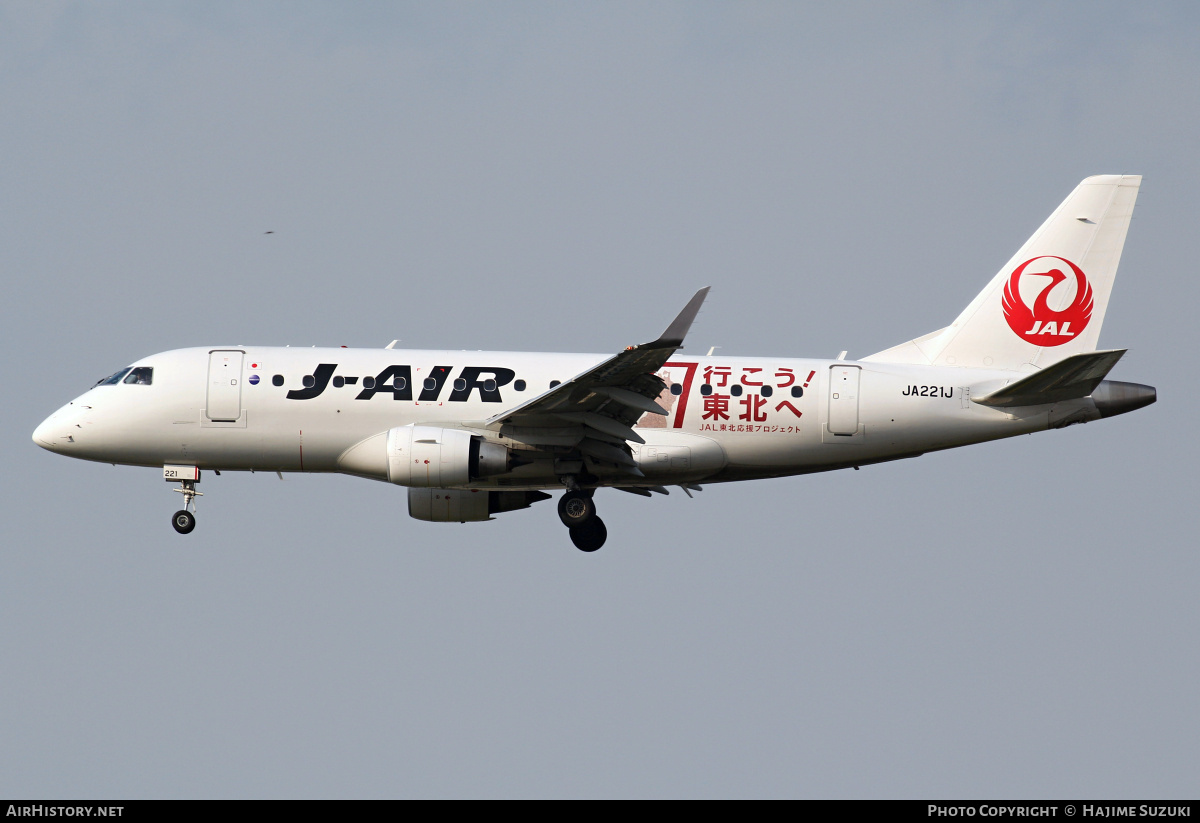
[865,175,1141,370]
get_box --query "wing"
[477,288,709,477]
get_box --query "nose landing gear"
[168,473,202,535]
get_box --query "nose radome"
[33,416,58,450]
[33,403,86,453]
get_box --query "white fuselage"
[30,177,1152,548]
[33,345,1093,488]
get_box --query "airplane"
[32,175,1156,552]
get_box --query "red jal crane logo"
[1002,256,1093,346]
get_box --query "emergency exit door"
[827,365,860,435]
[206,350,244,421]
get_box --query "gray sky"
[2,1,1198,798]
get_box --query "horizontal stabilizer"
[972,349,1126,407]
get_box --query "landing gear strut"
[171,478,202,535]
[558,488,607,552]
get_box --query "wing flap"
[594,386,669,416]
[553,412,646,445]
[578,438,639,466]
[496,426,585,447]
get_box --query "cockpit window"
[97,368,132,386]
[123,367,153,385]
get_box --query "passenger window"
[97,368,132,386]
[272,375,284,387]
[123,367,153,385]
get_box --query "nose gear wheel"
[170,479,202,534]
[172,510,196,534]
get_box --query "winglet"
[649,287,710,348]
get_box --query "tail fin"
[865,175,1141,370]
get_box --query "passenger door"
[827,365,860,435]
[205,350,244,421]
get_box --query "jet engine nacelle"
[409,488,553,523]
[336,425,510,487]
[386,425,510,487]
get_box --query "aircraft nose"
[33,402,90,453]
[32,416,58,450]
[32,410,74,451]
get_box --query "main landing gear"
[559,489,607,552]
[171,478,202,535]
